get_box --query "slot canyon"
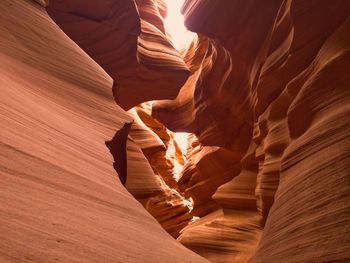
[1,0,350,262]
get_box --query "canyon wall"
[1,0,349,262]
[155,0,350,262]
[0,0,207,262]
[46,0,189,110]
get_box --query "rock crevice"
[1,0,349,262]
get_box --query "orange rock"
[0,1,207,262]
[2,0,350,262]
[47,0,190,110]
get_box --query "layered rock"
[45,0,200,239]
[1,0,349,262]
[179,136,241,217]
[47,0,189,110]
[125,104,194,237]
[152,1,350,262]
[251,4,350,261]
[46,0,350,261]
[0,0,207,262]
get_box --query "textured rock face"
[154,1,350,262]
[1,0,350,262]
[0,1,207,262]
[125,103,194,237]
[46,0,189,110]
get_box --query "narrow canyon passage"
[1,0,350,263]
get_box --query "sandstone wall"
[159,1,350,262]
[1,0,349,262]
[0,1,207,262]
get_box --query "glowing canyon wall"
[1,0,349,262]
[0,0,205,262]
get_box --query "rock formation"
[157,1,350,262]
[46,0,190,110]
[1,0,349,262]
[0,0,206,262]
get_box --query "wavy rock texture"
[47,0,189,110]
[179,136,242,217]
[46,0,198,239]
[0,0,208,262]
[152,0,350,262]
[2,0,350,262]
[33,0,49,7]
[125,104,194,237]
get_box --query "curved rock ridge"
[178,142,262,263]
[153,34,252,152]
[46,0,190,110]
[178,136,261,263]
[251,6,350,262]
[126,103,194,237]
[0,1,208,262]
[151,0,350,262]
[178,136,242,217]
[34,0,49,7]
[45,0,350,261]
[2,0,350,262]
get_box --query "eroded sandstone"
[1,0,349,262]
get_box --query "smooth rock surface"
[0,1,207,262]
[1,0,349,262]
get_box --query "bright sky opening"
[174,132,189,155]
[162,1,192,156]
[164,0,195,50]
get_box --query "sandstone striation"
[125,104,194,237]
[46,0,189,110]
[1,0,349,262]
[0,0,207,262]
[153,0,350,262]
